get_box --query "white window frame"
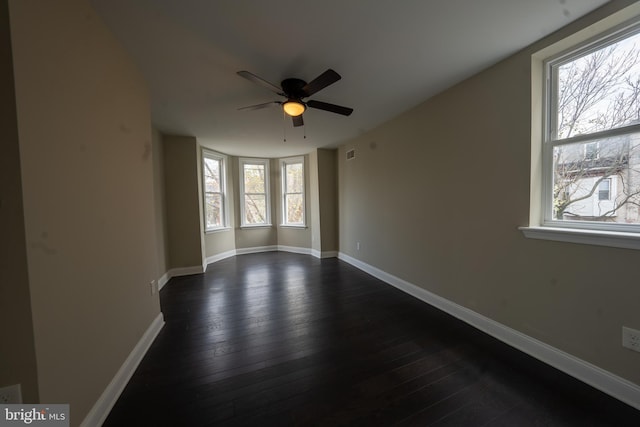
[239,158,271,227]
[521,8,640,251]
[280,156,306,227]
[202,149,228,232]
[541,20,640,235]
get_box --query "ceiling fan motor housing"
[281,78,307,101]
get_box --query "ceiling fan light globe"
[283,100,305,117]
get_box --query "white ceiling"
[91,0,608,158]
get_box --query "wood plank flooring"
[104,252,640,426]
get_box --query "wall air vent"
[346,149,355,160]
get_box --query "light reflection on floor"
[190,255,328,377]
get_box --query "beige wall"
[0,0,39,404]
[9,0,162,422]
[152,127,169,278]
[309,150,322,253]
[163,135,204,269]
[204,228,236,258]
[277,226,312,249]
[338,0,640,387]
[317,149,338,253]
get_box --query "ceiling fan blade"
[237,71,283,95]
[292,115,304,127]
[307,100,353,116]
[237,101,281,111]
[302,69,341,97]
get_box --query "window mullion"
[551,123,640,147]
[546,61,558,143]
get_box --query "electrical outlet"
[0,384,22,404]
[149,280,157,296]
[622,326,640,352]
[356,242,361,251]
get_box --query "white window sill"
[205,227,232,234]
[519,226,640,250]
[280,224,307,229]
[240,224,273,230]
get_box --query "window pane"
[598,179,611,200]
[244,164,265,193]
[552,132,640,223]
[285,194,304,224]
[205,193,222,228]
[204,158,220,192]
[584,142,599,161]
[555,31,640,139]
[286,163,303,193]
[244,194,266,224]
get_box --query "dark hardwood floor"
[104,252,640,426]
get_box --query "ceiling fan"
[237,69,353,127]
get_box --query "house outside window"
[543,22,640,230]
[239,158,271,226]
[202,150,227,231]
[280,157,305,226]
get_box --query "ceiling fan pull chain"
[283,110,287,142]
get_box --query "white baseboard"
[80,313,165,427]
[236,245,278,255]
[312,249,338,259]
[278,245,312,255]
[157,272,169,291]
[167,265,205,278]
[276,246,336,258]
[156,266,203,291]
[205,249,237,266]
[235,245,315,256]
[337,252,640,411]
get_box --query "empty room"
[2,0,640,426]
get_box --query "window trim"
[519,226,640,251]
[522,6,640,250]
[280,156,306,227]
[239,157,271,227]
[202,149,228,232]
[540,19,640,235]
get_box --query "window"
[583,142,600,160]
[239,158,270,226]
[281,157,305,226]
[598,179,611,201]
[202,150,227,231]
[543,22,640,231]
